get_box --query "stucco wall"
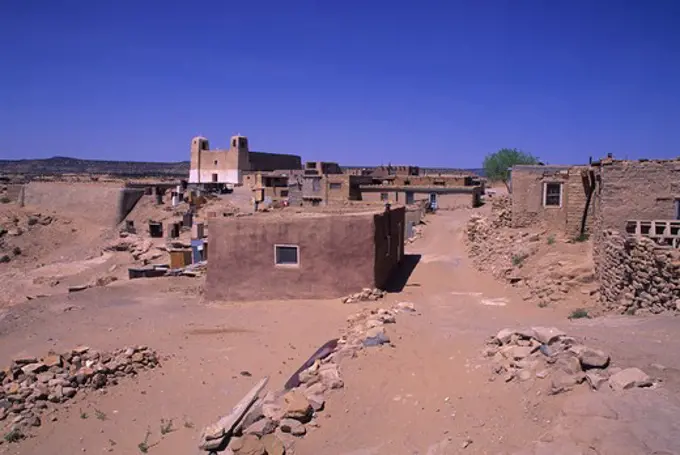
[206,212,388,301]
[249,151,302,172]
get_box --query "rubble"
[0,346,159,437]
[341,288,386,304]
[199,302,407,454]
[483,327,654,395]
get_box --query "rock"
[279,418,306,436]
[244,417,277,437]
[21,362,47,375]
[26,415,41,427]
[261,434,285,455]
[608,368,652,391]
[73,346,90,355]
[395,301,416,313]
[531,327,565,345]
[550,372,585,395]
[5,383,20,395]
[495,329,515,345]
[13,356,38,366]
[508,346,533,360]
[577,347,610,369]
[262,403,285,423]
[318,364,344,389]
[283,391,313,423]
[36,372,54,383]
[239,401,265,431]
[91,373,107,388]
[363,327,390,347]
[585,371,608,390]
[556,356,583,375]
[62,387,77,398]
[201,422,225,441]
[42,355,62,368]
[231,434,265,455]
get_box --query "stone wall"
[595,229,680,314]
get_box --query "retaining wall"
[595,229,680,314]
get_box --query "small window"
[380,192,388,201]
[275,245,299,266]
[312,179,320,192]
[280,190,289,197]
[232,139,237,147]
[544,182,562,207]
[329,182,342,190]
[214,160,218,166]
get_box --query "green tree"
[483,148,538,192]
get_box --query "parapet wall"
[595,229,680,314]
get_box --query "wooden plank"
[198,376,269,451]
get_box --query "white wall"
[189,169,241,184]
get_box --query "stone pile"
[596,230,680,315]
[0,346,159,440]
[490,195,512,228]
[202,303,412,454]
[341,288,386,304]
[484,327,653,394]
[106,233,159,262]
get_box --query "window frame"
[543,182,563,208]
[329,182,342,190]
[274,244,300,267]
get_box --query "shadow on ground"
[384,254,421,293]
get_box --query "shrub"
[547,235,556,245]
[512,253,528,267]
[568,308,590,319]
[0,196,11,204]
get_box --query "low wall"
[23,182,141,226]
[595,229,680,314]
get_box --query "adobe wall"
[511,165,589,237]
[373,207,405,288]
[23,181,128,226]
[190,149,241,184]
[594,160,680,233]
[206,212,379,301]
[595,229,680,314]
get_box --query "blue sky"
[1,0,679,167]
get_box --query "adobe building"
[206,206,406,301]
[189,135,301,186]
[510,164,594,238]
[591,158,680,233]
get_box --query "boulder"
[231,434,265,455]
[495,329,515,345]
[283,391,312,423]
[21,362,47,375]
[608,368,652,391]
[42,355,62,369]
[318,364,344,389]
[576,347,610,369]
[261,434,286,455]
[531,327,565,345]
[279,418,306,436]
[585,371,608,390]
[556,356,583,375]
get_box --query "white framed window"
[274,244,299,266]
[543,182,563,207]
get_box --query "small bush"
[160,418,174,435]
[4,428,24,443]
[569,308,590,320]
[537,301,549,308]
[0,255,10,264]
[27,217,38,226]
[12,246,21,256]
[512,253,528,267]
[547,235,556,245]
[95,409,107,421]
[0,196,10,204]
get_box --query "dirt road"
[1,208,680,454]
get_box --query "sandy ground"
[1,206,680,454]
